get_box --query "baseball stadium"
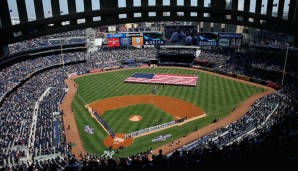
[1,0,298,170]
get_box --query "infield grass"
[102,104,174,133]
[72,67,265,157]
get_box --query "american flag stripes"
[124,73,198,86]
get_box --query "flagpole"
[60,39,66,79]
[281,46,289,87]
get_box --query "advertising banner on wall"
[158,48,196,56]
[132,37,144,46]
[120,37,132,47]
[237,75,250,81]
[218,38,230,47]
[143,32,165,45]
[125,32,143,37]
[230,38,242,48]
[107,33,126,38]
[218,33,243,39]
[112,32,144,47]
[218,33,243,48]
[108,38,120,47]
[197,32,219,46]
[94,38,103,47]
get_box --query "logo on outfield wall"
[107,33,126,38]
[218,39,230,47]
[132,37,144,46]
[152,134,172,142]
[198,41,217,46]
[145,40,165,45]
[120,38,131,46]
[126,33,143,37]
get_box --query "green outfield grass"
[72,67,265,157]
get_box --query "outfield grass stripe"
[228,80,239,105]
[217,77,225,107]
[188,86,198,106]
[208,74,215,111]
[205,73,213,113]
[232,81,241,102]
[213,75,220,110]
[166,84,175,97]
[196,72,204,103]
[206,73,213,113]
[221,78,231,107]
[234,81,244,103]
[223,79,235,106]
[239,83,251,97]
[214,76,222,110]
[234,82,246,102]
[199,73,207,112]
[212,76,219,108]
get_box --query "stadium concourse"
[0,31,297,170]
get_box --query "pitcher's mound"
[129,115,142,121]
[104,133,133,149]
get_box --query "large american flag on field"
[124,73,198,86]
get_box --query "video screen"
[164,26,198,39]
[197,32,219,46]
[143,32,165,45]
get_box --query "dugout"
[149,58,158,67]
[157,46,200,67]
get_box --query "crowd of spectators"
[253,30,289,48]
[87,48,157,70]
[8,30,86,55]
[33,88,66,156]
[196,48,298,84]
[249,30,298,52]
[0,61,94,170]
[0,51,87,170]
[0,52,85,101]
[198,49,231,64]
[0,34,298,170]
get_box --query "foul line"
[83,113,88,121]
[206,96,263,115]
[75,93,88,121]
[148,100,155,103]
[77,93,88,105]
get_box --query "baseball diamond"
[86,95,206,148]
[61,67,272,158]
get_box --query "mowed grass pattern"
[102,104,174,133]
[72,67,265,157]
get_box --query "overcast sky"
[8,0,290,19]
